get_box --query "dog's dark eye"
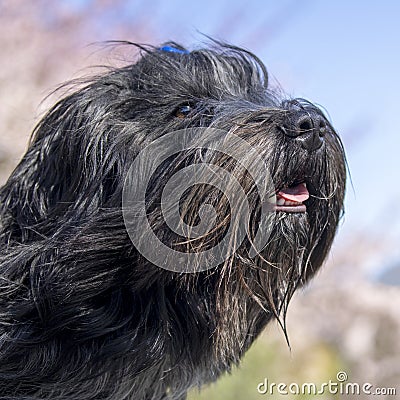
[175,104,193,119]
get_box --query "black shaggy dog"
[0,42,346,399]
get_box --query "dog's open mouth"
[275,182,309,213]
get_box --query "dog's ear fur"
[0,81,129,244]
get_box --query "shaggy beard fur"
[0,41,346,399]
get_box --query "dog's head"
[115,42,346,325]
[0,41,346,397]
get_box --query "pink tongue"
[278,183,309,202]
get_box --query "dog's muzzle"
[274,106,330,213]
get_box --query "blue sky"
[65,0,400,252]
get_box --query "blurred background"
[1,0,399,398]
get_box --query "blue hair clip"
[159,46,189,55]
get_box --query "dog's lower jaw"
[275,204,306,212]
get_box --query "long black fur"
[0,41,346,399]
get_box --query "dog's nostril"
[318,120,327,137]
[297,116,314,132]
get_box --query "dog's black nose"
[281,111,327,152]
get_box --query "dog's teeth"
[276,197,304,207]
[276,198,285,206]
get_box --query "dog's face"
[0,42,346,399]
